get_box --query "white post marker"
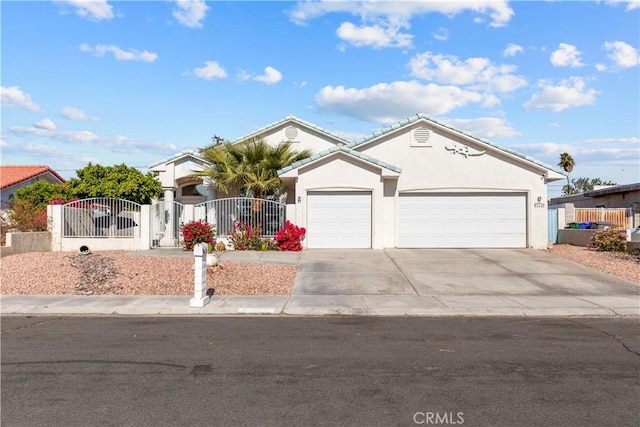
[190,242,210,308]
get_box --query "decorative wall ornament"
[285,126,299,141]
[444,142,486,158]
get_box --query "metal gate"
[151,201,185,247]
[548,208,558,244]
[195,197,285,237]
[63,198,141,238]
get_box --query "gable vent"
[285,126,299,141]
[413,127,430,144]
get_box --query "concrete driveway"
[292,248,639,297]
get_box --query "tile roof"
[231,114,352,145]
[148,149,208,169]
[0,165,66,190]
[347,113,566,175]
[278,145,402,175]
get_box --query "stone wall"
[0,232,51,257]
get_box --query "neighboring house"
[549,183,640,209]
[150,114,566,249]
[0,165,66,208]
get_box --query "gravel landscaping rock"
[547,244,640,285]
[0,251,296,296]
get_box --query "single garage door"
[307,191,371,248]
[398,193,526,248]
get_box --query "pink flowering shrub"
[229,221,274,251]
[274,221,305,251]
[180,220,216,251]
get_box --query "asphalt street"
[1,316,639,427]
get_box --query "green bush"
[14,180,70,209]
[590,229,626,252]
[8,198,48,232]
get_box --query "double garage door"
[305,192,526,249]
[398,193,527,248]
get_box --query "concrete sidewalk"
[1,294,638,317]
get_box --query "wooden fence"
[574,208,631,229]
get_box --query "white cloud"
[288,1,512,50]
[80,44,158,62]
[516,142,576,156]
[524,77,598,112]
[173,0,209,28]
[503,43,524,57]
[433,27,449,41]
[288,1,514,28]
[604,41,640,68]
[187,61,227,80]
[517,141,639,168]
[595,63,608,72]
[239,66,283,84]
[10,125,99,144]
[34,118,57,131]
[0,86,41,112]
[583,137,640,145]
[336,21,412,49]
[315,80,490,123]
[60,106,96,121]
[602,1,640,11]
[444,117,520,138]
[550,43,584,67]
[254,67,283,84]
[408,52,527,92]
[55,0,114,21]
[9,125,177,154]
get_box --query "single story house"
[549,183,640,209]
[0,165,66,208]
[150,114,566,249]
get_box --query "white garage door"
[398,193,526,248]
[307,191,371,248]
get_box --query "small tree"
[198,139,311,198]
[13,180,70,209]
[558,152,575,195]
[562,177,617,195]
[65,163,162,204]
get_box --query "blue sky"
[1,0,639,198]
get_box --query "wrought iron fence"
[62,198,142,238]
[195,197,285,237]
[575,208,631,229]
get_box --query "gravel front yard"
[547,244,640,284]
[1,246,638,296]
[0,251,297,296]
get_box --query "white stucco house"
[149,114,566,250]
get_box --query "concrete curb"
[1,294,638,318]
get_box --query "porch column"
[202,177,218,232]
[202,177,217,201]
[163,187,176,245]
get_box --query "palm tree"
[199,138,311,198]
[558,152,575,194]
